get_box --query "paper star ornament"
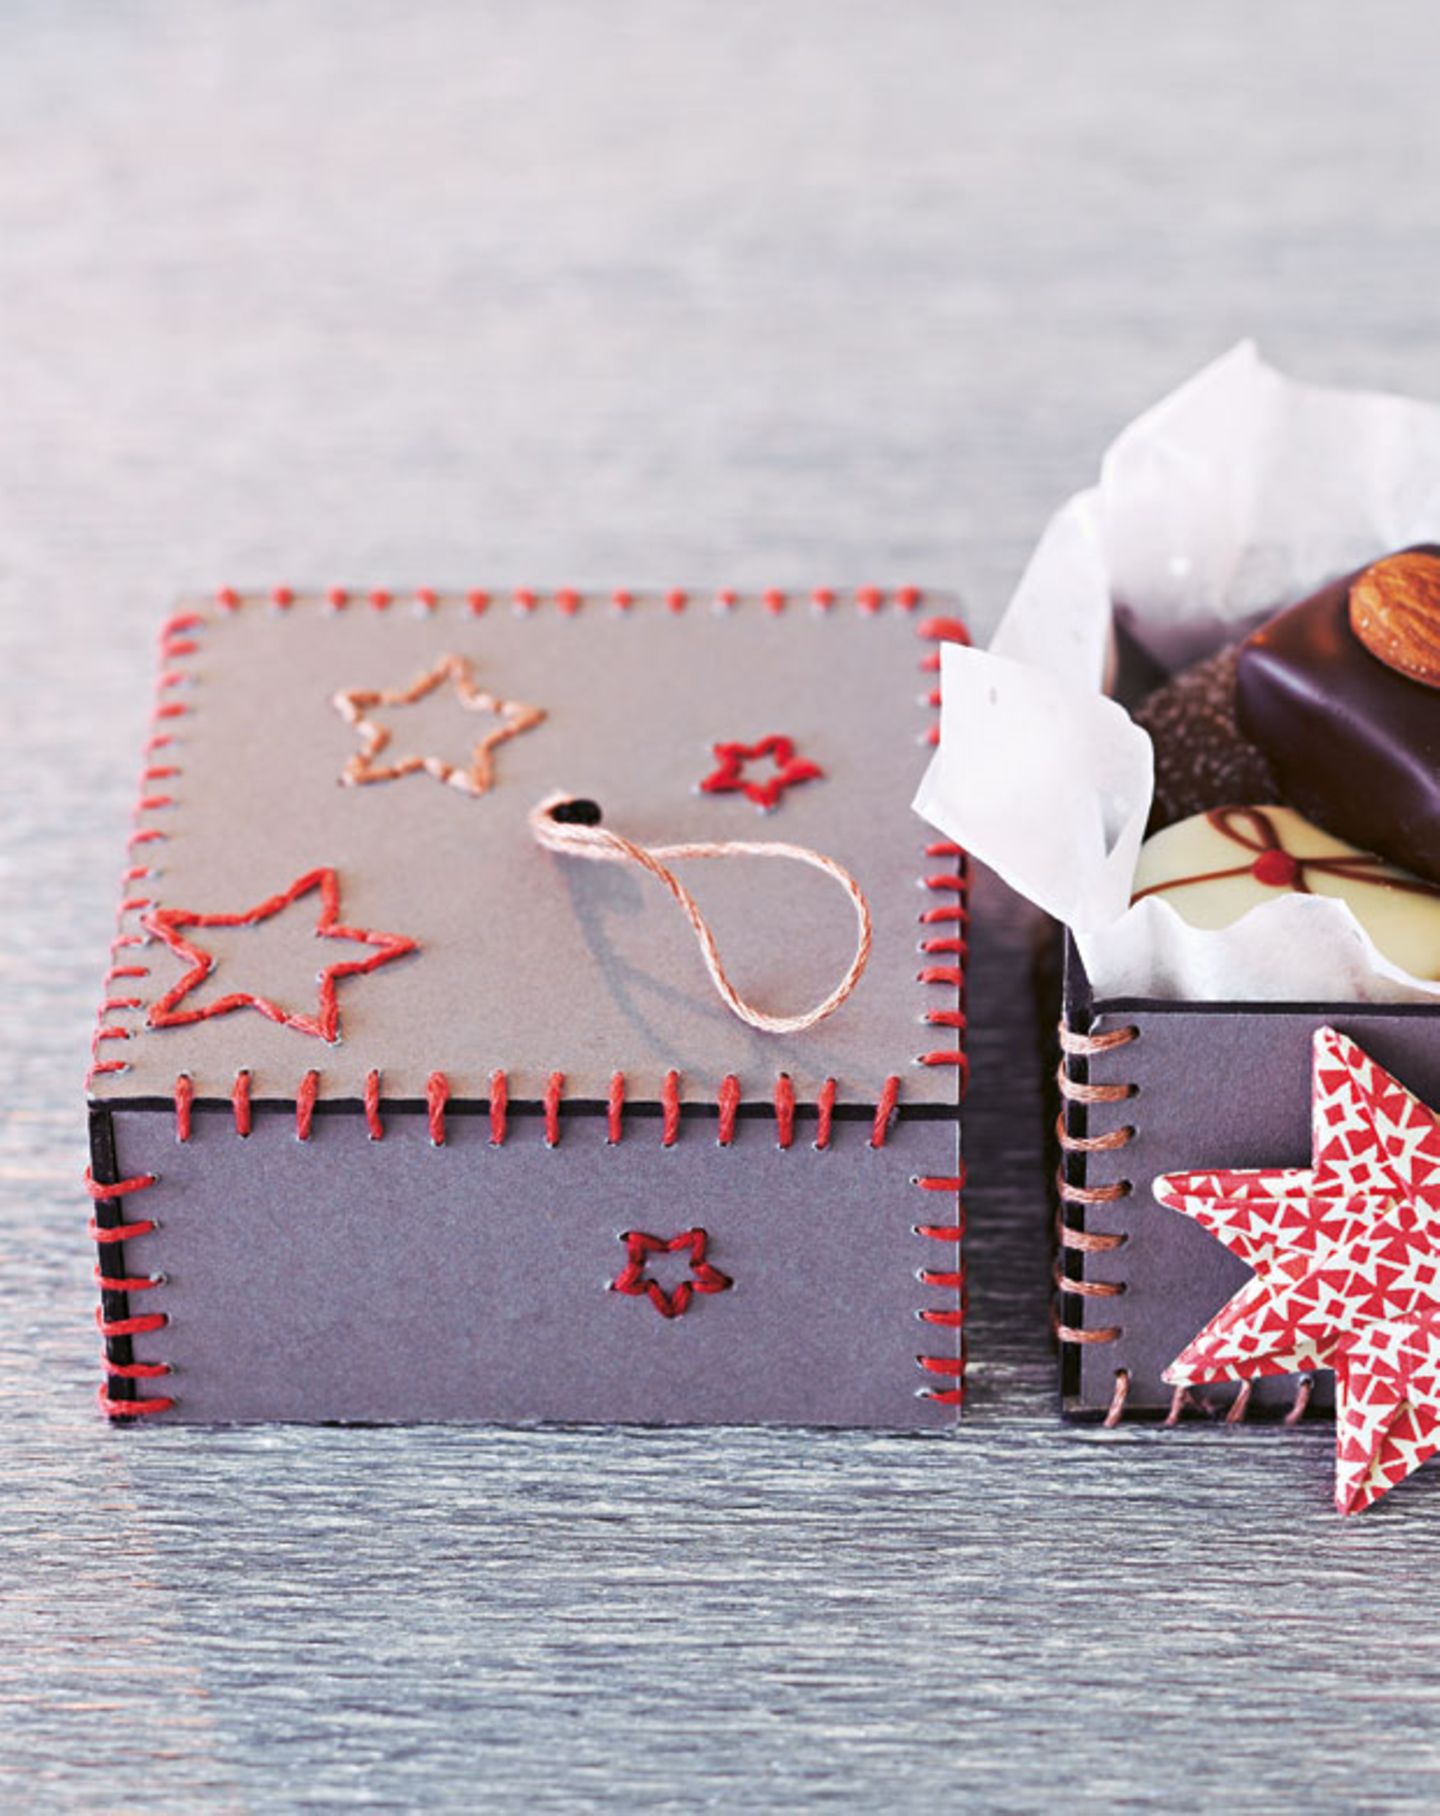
[1155,1027,1440,1514]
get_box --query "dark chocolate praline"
[1235,543,1440,885]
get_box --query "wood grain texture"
[7,2,1440,1806]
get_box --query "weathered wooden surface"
[7,3,1440,1807]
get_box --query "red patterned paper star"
[699,735,823,812]
[611,1228,732,1318]
[1156,1027,1440,1513]
[143,867,417,1044]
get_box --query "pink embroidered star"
[333,652,545,796]
[699,735,823,812]
[611,1228,732,1318]
[143,867,417,1044]
[1156,1027,1440,1513]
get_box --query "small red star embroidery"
[611,1228,732,1318]
[333,652,545,796]
[143,867,417,1044]
[1156,1026,1440,1513]
[699,735,824,812]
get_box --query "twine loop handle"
[528,791,873,1035]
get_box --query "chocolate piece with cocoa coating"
[1133,645,1279,832]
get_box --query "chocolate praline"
[1133,645,1279,832]
[1235,544,1440,884]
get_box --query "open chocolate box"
[912,348,1440,1506]
[1054,579,1440,1426]
[86,586,967,1427]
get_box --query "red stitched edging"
[489,1070,508,1147]
[95,1264,162,1293]
[364,1069,383,1141]
[232,1069,252,1137]
[774,1074,795,1150]
[84,1166,154,1201]
[87,1165,174,1416]
[661,1070,681,1148]
[913,613,970,1406]
[225,585,926,620]
[89,1217,156,1243]
[916,1154,968,1405]
[427,1071,449,1146]
[98,1389,174,1416]
[815,1078,837,1151]
[97,1308,166,1338]
[717,1074,740,1147]
[173,1074,193,1144]
[544,1071,564,1148]
[870,1076,901,1149]
[607,1072,626,1144]
[296,1069,320,1141]
[85,610,206,1087]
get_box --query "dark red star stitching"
[611,1228,732,1318]
[143,867,417,1044]
[699,735,824,812]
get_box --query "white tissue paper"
[914,341,1440,1004]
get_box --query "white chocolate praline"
[1131,804,1440,980]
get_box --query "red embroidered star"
[1156,1027,1440,1514]
[143,867,417,1044]
[699,735,823,812]
[611,1228,732,1318]
[333,652,545,796]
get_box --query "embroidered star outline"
[611,1228,733,1318]
[143,867,418,1044]
[333,652,545,796]
[1156,1026,1440,1514]
[699,735,824,812]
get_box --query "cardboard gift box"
[86,586,967,1427]
[1049,626,1440,1427]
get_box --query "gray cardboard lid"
[92,590,963,1110]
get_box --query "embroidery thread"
[611,1228,732,1318]
[333,652,545,796]
[699,735,823,812]
[144,867,417,1043]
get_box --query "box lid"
[89,588,966,1120]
